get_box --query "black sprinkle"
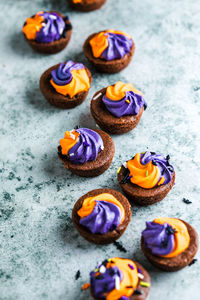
[167,166,174,172]
[133,289,143,295]
[150,151,156,155]
[166,154,170,160]
[96,274,103,280]
[109,269,116,276]
[113,241,127,253]
[152,160,157,166]
[120,168,131,184]
[75,270,81,280]
[183,198,192,204]
[162,168,166,175]
[161,239,168,247]
[166,225,176,235]
[126,285,133,288]
[102,259,108,266]
[144,103,147,110]
[104,283,108,292]
[189,259,197,266]
[74,125,81,129]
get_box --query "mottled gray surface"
[0,0,200,299]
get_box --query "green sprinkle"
[94,268,99,272]
[140,281,150,288]
[146,170,148,176]
[117,167,121,174]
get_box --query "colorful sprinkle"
[81,283,90,290]
[117,167,121,174]
[138,273,144,279]
[146,170,148,176]
[128,264,134,270]
[140,281,150,287]
[126,99,130,104]
[115,276,120,290]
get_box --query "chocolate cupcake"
[40,60,91,108]
[91,81,147,134]
[83,30,135,73]
[68,0,106,12]
[118,151,175,206]
[58,128,115,177]
[22,11,72,54]
[82,257,151,299]
[141,217,198,271]
[72,188,131,244]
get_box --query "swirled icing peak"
[50,60,90,98]
[102,81,147,118]
[89,30,133,61]
[77,193,125,234]
[125,152,174,189]
[90,257,139,299]
[22,11,67,43]
[59,128,104,164]
[142,217,190,257]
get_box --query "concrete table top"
[0,0,200,299]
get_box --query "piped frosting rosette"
[122,151,174,189]
[22,11,68,43]
[77,193,125,234]
[90,258,142,299]
[59,128,104,164]
[50,60,90,97]
[89,30,133,61]
[102,81,147,117]
[142,218,190,257]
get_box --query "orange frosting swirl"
[50,68,90,98]
[59,130,79,155]
[22,12,44,40]
[77,193,125,222]
[127,153,161,189]
[154,217,190,258]
[89,30,132,58]
[106,81,143,101]
[106,258,138,300]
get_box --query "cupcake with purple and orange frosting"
[82,257,151,299]
[72,188,131,244]
[68,0,107,12]
[58,128,115,177]
[83,29,135,73]
[40,60,91,108]
[22,11,72,54]
[91,81,147,134]
[141,217,198,271]
[118,151,175,205]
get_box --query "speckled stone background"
[0,0,200,299]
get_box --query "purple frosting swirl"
[36,12,65,43]
[102,91,147,118]
[140,151,174,185]
[80,201,122,234]
[142,221,175,256]
[101,33,133,61]
[90,264,123,298]
[68,128,104,164]
[51,60,85,86]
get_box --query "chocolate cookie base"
[24,12,72,54]
[83,31,135,73]
[68,0,106,12]
[91,262,151,300]
[141,220,198,272]
[72,188,131,244]
[40,63,92,109]
[58,129,115,177]
[118,166,175,206]
[91,88,144,134]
